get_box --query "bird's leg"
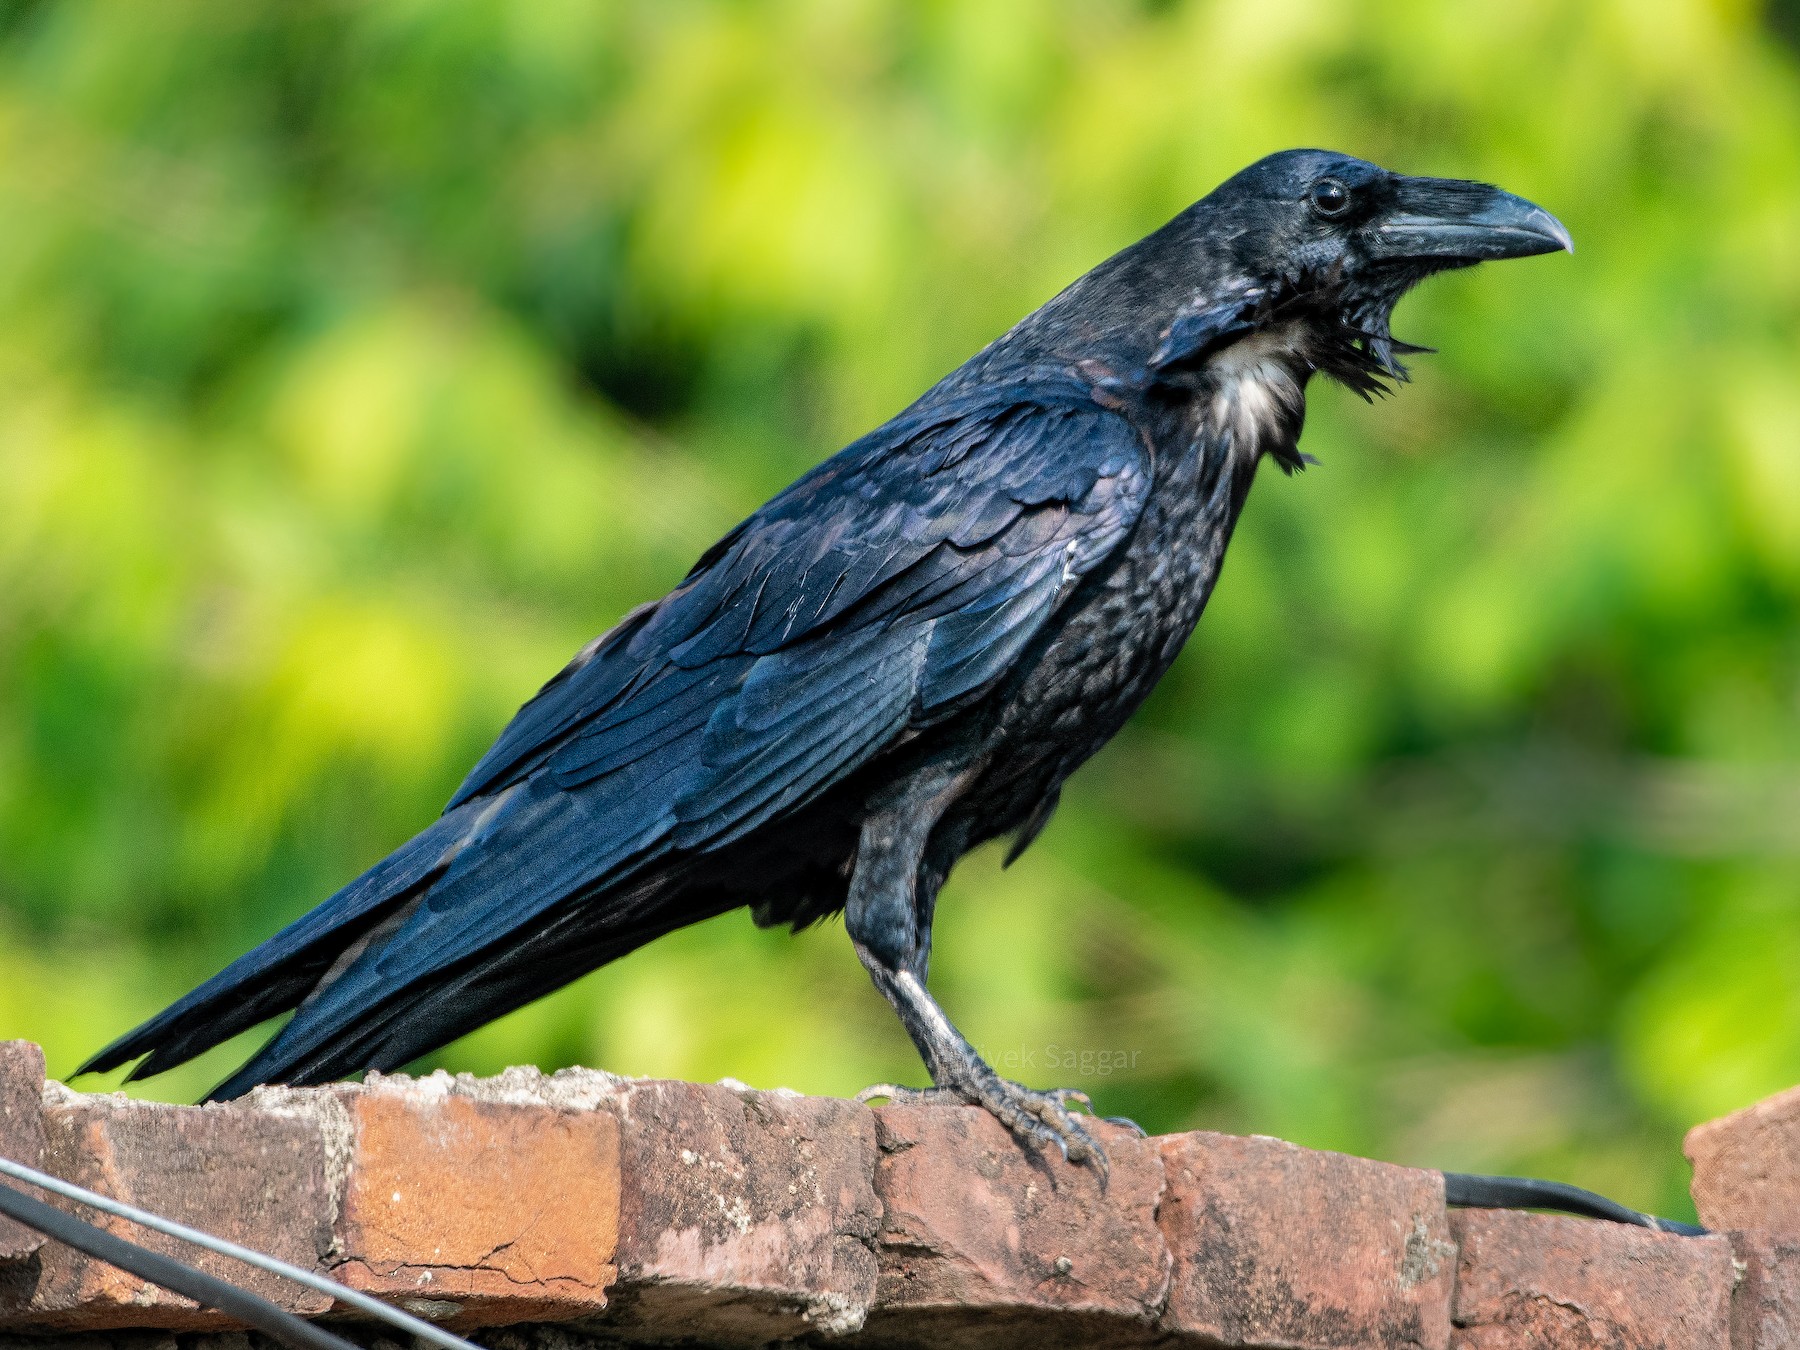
[844,766,1107,1172]
[853,950,1107,1171]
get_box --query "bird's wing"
[205,379,1152,1086]
[452,376,1151,820]
[428,380,1149,915]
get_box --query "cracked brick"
[857,1104,1168,1349]
[0,1092,332,1332]
[334,1075,619,1329]
[0,1052,1770,1349]
[1157,1131,1455,1350]
[606,1078,880,1345]
[1449,1209,1733,1349]
[0,1043,47,1263]
[1725,1230,1800,1350]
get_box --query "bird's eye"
[1308,178,1352,218]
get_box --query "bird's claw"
[983,1078,1110,1183]
[856,1076,1111,1181]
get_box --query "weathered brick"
[329,1072,619,1328]
[607,1077,880,1345]
[1724,1230,1800,1350]
[0,1051,1760,1348]
[0,1042,48,1262]
[1449,1209,1733,1349]
[0,1091,333,1332]
[857,1105,1168,1349]
[1157,1131,1455,1350]
[1686,1083,1800,1235]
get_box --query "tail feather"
[204,870,713,1100]
[77,807,474,1081]
[194,774,682,1096]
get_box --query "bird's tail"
[81,779,715,1101]
[201,874,705,1102]
[76,804,478,1087]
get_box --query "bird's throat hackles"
[1200,321,1312,470]
[1157,259,1439,479]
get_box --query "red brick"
[858,1105,1168,1349]
[1686,1084,1800,1235]
[607,1077,880,1344]
[1724,1230,1800,1350]
[0,1041,48,1262]
[1449,1209,1733,1349]
[1,1051,1760,1348]
[0,1090,333,1332]
[1157,1131,1455,1350]
[328,1072,619,1328]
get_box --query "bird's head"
[1139,149,1572,396]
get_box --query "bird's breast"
[977,425,1250,786]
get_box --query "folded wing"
[89,378,1153,1093]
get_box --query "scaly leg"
[844,764,1108,1172]
[852,948,1107,1171]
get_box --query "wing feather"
[447,379,1149,877]
[208,381,1154,1083]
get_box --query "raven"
[83,150,1570,1166]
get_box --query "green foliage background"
[2,0,1798,1220]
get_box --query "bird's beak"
[1368,178,1573,263]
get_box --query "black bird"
[83,150,1570,1165]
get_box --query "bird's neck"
[1192,322,1312,471]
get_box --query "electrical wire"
[1442,1171,1708,1236]
[0,1133,1705,1350]
[0,1155,480,1350]
[0,1176,358,1350]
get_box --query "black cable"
[1442,1171,1708,1237]
[0,1153,1706,1350]
[0,1154,474,1350]
[0,1180,359,1350]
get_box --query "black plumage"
[83,150,1569,1164]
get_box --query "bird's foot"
[858,1076,1109,1177]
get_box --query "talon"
[978,1079,1110,1174]
[1103,1114,1147,1137]
[1060,1122,1097,1165]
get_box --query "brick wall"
[0,1039,1791,1348]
